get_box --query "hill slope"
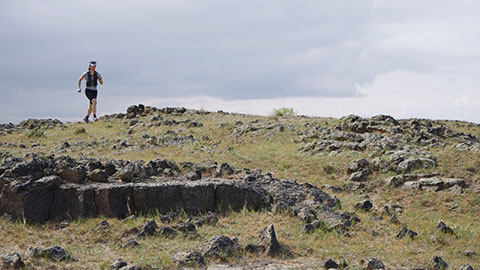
[0,105,479,269]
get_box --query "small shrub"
[271,107,296,117]
[74,127,86,134]
[322,163,336,174]
[27,128,45,138]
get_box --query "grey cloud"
[1,1,480,123]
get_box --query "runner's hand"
[77,88,81,93]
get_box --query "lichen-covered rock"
[198,235,241,258]
[172,250,204,266]
[1,252,25,269]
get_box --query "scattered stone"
[302,223,315,234]
[142,220,157,236]
[199,235,241,258]
[110,258,128,269]
[323,258,339,269]
[186,169,202,181]
[1,252,25,269]
[347,158,370,173]
[464,250,476,257]
[349,169,370,182]
[365,258,385,270]
[215,163,234,177]
[391,213,400,224]
[27,246,70,261]
[259,224,282,257]
[432,256,448,270]
[172,250,204,266]
[396,227,418,240]
[160,213,178,224]
[435,221,454,234]
[460,264,474,270]
[57,220,70,229]
[354,199,374,211]
[173,221,196,233]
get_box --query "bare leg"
[87,103,92,116]
[92,99,97,116]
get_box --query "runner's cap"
[89,61,96,66]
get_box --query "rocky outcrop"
[0,157,346,231]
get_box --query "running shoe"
[83,116,89,123]
[94,117,99,122]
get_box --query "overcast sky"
[1,0,480,123]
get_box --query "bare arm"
[98,74,103,85]
[77,75,84,92]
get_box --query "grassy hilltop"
[0,105,479,269]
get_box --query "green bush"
[271,107,296,117]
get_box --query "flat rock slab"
[0,175,343,229]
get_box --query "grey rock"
[302,223,315,233]
[58,165,87,184]
[88,169,108,183]
[432,256,448,270]
[323,258,339,269]
[199,235,241,258]
[396,227,418,240]
[110,258,128,269]
[259,224,282,257]
[366,258,385,270]
[28,246,70,261]
[186,170,202,181]
[435,221,454,234]
[215,163,234,177]
[354,199,374,211]
[172,250,204,266]
[349,169,370,182]
[1,252,25,269]
[142,220,157,236]
[347,158,370,173]
[173,221,196,233]
[460,264,474,270]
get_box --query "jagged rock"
[365,258,385,270]
[27,246,70,261]
[323,258,339,269]
[349,169,370,182]
[142,220,157,236]
[432,256,448,270]
[186,170,202,181]
[173,221,196,233]
[435,221,454,234]
[259,224,282,257]
[464,250,476,257]
[159,213,178,223]
[404,177,467,192]
[198,235,241,258]
[172,250,204,266]
[88,169,108,183]
[460,264,474,270]
[58,165,87,183]
[118,166,134,182]
[215,163,234,177]
[391,213,400,224]
[110,258,128,269]
[354,199,373,211]
[302,223,315,233]
[1,252,25,269]
[347,158,369,173]
[158,226,178,238]
[383,204,404,216]
[396,227,418,240]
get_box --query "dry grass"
[0,111,479,268]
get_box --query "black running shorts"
[85,89,98,104]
